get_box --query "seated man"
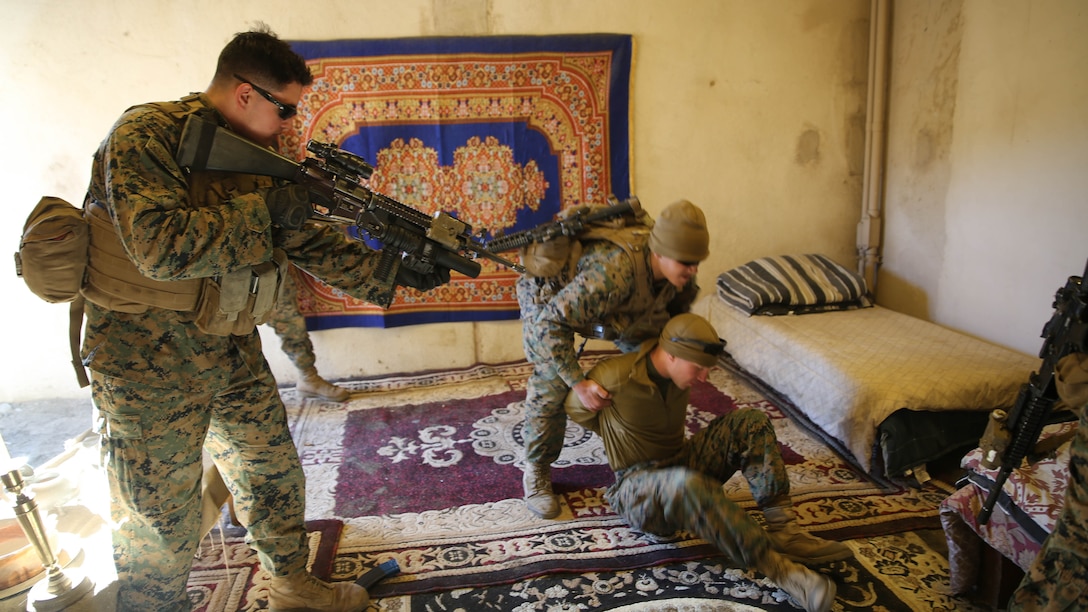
[565,313,849,612]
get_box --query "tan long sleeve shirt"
[565,341,691,470]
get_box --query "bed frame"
[693,293,1039,482]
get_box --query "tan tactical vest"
[81,95,288,336]
[527,223,660,343]
[579,224,655,322]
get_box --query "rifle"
[976,257,1088,524]
[175,115,523,306]
[486,195,643,253]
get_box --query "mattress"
[692,294,1040,476]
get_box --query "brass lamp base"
[2,467,95,611]
[25,564,94,611]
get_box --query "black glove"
[395,265,451,292]
[263,185,313,230]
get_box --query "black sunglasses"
[234,74,297,120]
[669,337,727,356]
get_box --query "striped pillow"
[717,254,872,316]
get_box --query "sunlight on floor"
[0,431,118,610]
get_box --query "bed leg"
[973,543,1024,610]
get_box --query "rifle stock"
[976,257,1088,524]
[176,115,525,302]
[177,115,300,180]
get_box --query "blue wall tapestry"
[284,34,633,328]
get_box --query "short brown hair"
[215,23,313,89]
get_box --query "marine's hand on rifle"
[395,265,451,292]
[174,116,517,276]
[262,185,314,230]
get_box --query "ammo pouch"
[192,248,288,336]
[84,198,288,336]
[520,236,583,278]
[518,207,650,280]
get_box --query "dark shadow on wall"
[875,268,931,320]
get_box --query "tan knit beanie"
[658,313,724,368]
[649,199,710,263]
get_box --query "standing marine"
[516,198,709,518]
[80,25,443,611]
[265,264,352,402]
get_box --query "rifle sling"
[69,296,89,388]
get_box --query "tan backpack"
[15,196,87,304]
[518,200,653,280]
[15,196,90,386]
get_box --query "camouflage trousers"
[517,275,574,469]
[605,408,791,568]
[1009,405,1088,611]
[265,265,317,373]
[521,362,572,467]
[92,352,309,611]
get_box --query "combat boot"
[297,370,350,402]
[268,573,368,612]
[756,550,836,612]
[763,506,852,564]
[523,463,559,518]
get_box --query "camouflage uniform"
[566,343,789,568]
[82,94,396,610]
[517,237,698,470]
[266,264,318,373]
[1010,353,1088,611]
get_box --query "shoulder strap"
[69,296,89,388]
[581,225,653,309]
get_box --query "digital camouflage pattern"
[266,264,318,374]
[516,238,698,467]
[83,95,398,610]
[1010,353,1088,611]
[566,345,789,568]
[91,360,303,611]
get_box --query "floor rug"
[186,519,342,612]
[370,532,984,611]
[278,358,954,600]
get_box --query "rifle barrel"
[487,198,638,253]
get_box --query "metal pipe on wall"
[857,0,890,297]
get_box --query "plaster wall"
[881,0,1088,355]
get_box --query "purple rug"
[284,361,949,599]
[333,383,788,517]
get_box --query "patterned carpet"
[188,520,342,612]
[391,533,969,611]
[187,356,986,610]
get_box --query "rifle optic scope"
[307,141,375,183]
